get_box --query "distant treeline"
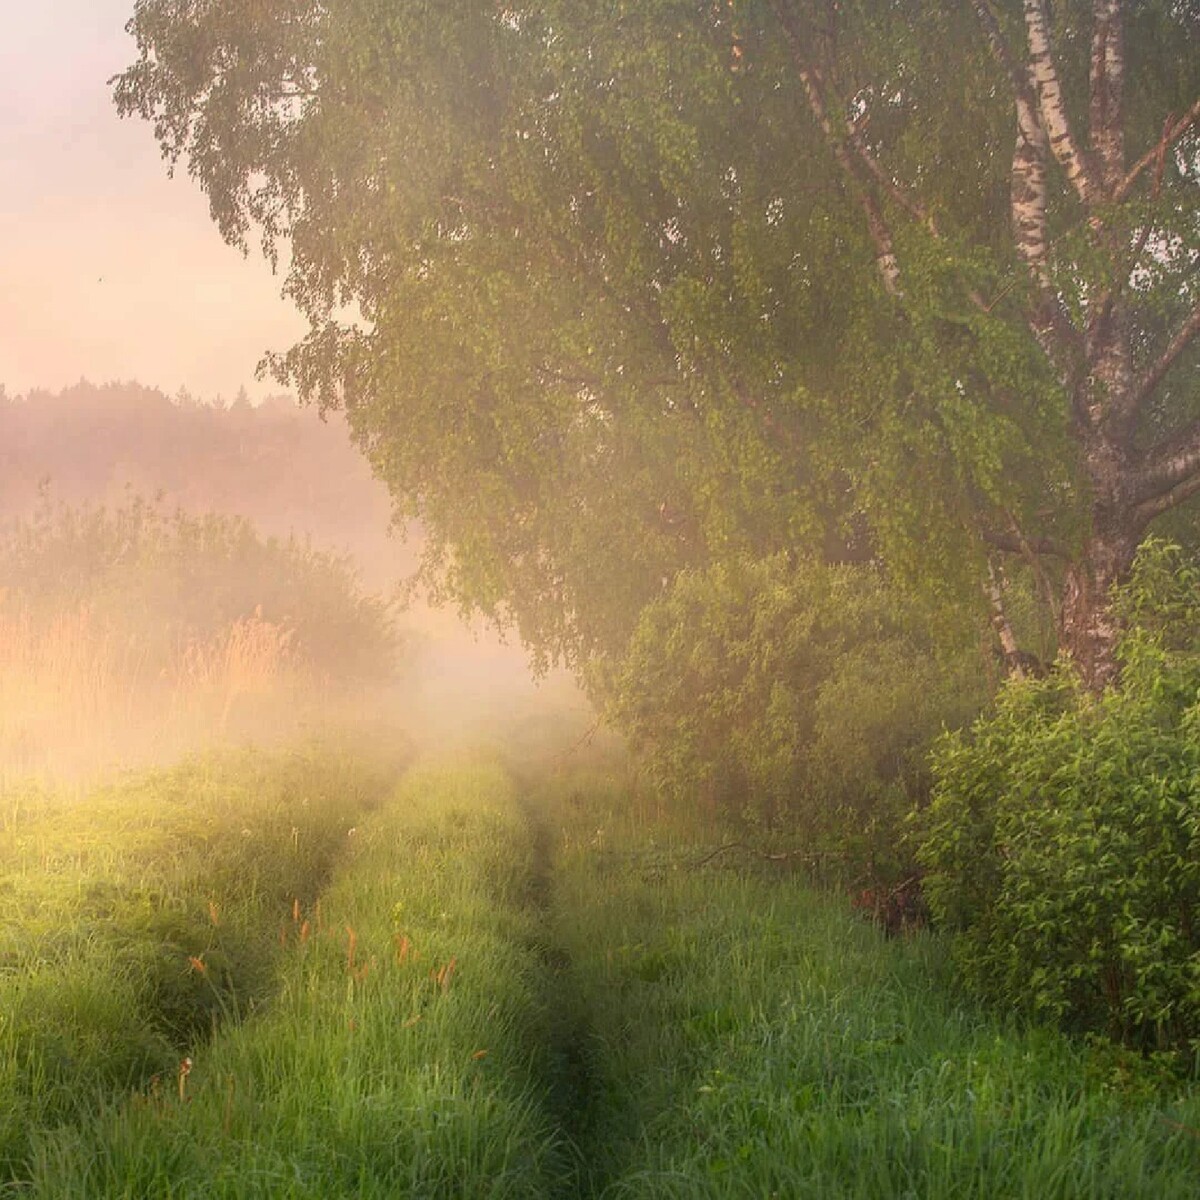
[0,381,408,585]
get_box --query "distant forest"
[0,381,408,585]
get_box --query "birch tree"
[114,0,1199,688]
[767,0,1200,684]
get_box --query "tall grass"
[7,756,1199,1197]
[545,774,1200,1199]
[0,743,397,1180]
[0,600,320,786]
[22,762,568,1198]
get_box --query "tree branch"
[982,527,1070,560]
[1011,119,1052,281]
[770,0,901,294]
[844,122,939,237]
[1023,0,1103,204]
[1088,0,1125,188]
[1114,96,1200,204]
[985,562,1028,678]
[971,1,1043,142]
[1087,118,1169,341]
[1133,469,1200,525]
[1130,300,1200,414]
[1133,418,1200,510]
[972,1,1083,373]
[1004,508,1062,623]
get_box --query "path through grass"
[0,743,395,1179]
[534,769,1200,1199]
[7,757,1200,1197]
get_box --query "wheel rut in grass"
[518,800,611,1199]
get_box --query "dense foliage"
[113,1,1200,688]
[920,543,1200,1051]
[608,555,986,880]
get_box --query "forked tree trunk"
[775,0,1200,694]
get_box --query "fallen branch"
[548,716,603,762]
[691,841,831,869]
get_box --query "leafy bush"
[0,496,395,682]
[920,541,1200,1052]
[607,555,985,886]
[0,498,399,781]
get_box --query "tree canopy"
[114,1,1200,689]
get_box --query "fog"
[0,383,598,789]
[0,7,604,788]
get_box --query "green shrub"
[607,555,985,887]
[920,541,1200,1052]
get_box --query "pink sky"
[0,2,307,401]
[0,4,581,714]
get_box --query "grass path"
[22,761,566,1197]
[534,771,1200,1199]
[8,758,1200,1197]
[0,744,395,1179]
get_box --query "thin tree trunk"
[986,564,1028,679]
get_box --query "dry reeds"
[0,596,312,786]
[176,606,297,731]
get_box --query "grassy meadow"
[1,754,1196,1197]
[0,496,1195,1193]
[0,744,398,1177]
[544,773,1200,1198]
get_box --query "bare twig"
[548,716,603,762]
[691,841,824,869]
[1129,300,1200,416]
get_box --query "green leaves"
[608,555,984,878]
[920,543,1200,1052]
[114,2,1200,785]
[115,0,1052,670]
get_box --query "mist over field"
[0,381,592,785]
[2,1,1199,1195]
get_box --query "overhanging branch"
[1130,300,1200,414]
[770,0,901,294]
[1115,96,1200,203]
[982,527,1070,560]
[1133,470,1200,525]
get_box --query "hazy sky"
[1,2,306,401]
